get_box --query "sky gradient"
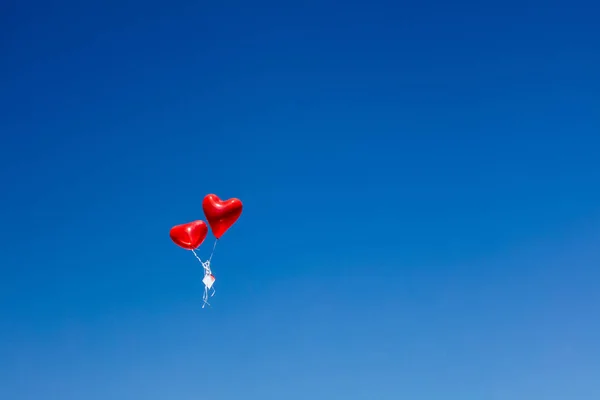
[1,1,600,399]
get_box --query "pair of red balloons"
[170,194,243,250]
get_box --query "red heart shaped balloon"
[169,220,208,250]
[202,194,243,239]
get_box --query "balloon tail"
[202,283,216,308]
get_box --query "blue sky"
[1,0,599,399]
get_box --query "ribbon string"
[191,249,216,308]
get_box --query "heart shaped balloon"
[169,220,208,250]
[202,194,243,239]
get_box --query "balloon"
[202,194,243,239]
[170,220,208,250]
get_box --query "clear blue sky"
[1,0,599,399]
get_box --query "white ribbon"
[192,249,216,308]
